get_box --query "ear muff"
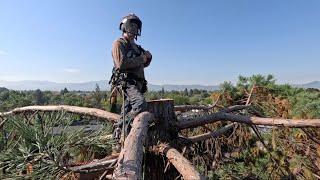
[119,18,128,31]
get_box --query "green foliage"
[0,90,32,111]
[0,113,113,179]
[33,89,45,105]
[92,84,103,109]
[166,93,190,105]
[60,87,69,95]
[290,91,320,118]
[0,87,9,93]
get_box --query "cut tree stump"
[113,99,182,180]
[146,99,177,142]
[144,99,180,180]
[144,99,203,179]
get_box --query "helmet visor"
[126,21,140,36]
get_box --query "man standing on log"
[109,13,152,151]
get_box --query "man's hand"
[145,51,152,59]
[142,51,152,65]
[142,51,152,64]
[142,54,148,64]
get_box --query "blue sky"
[0,0,319,85]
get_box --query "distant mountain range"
[294,81,320,89]
[0,80,319,91]
[0,80,219,91]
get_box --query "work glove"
[143,50,152,67]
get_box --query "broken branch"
[0,105,120,122]
[153,144,205,180]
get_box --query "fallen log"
[69,158,117,173]
[219,105,249,113]
[153,144,205,180]
[68,153,119,173]
[0,105,120,122]
[188,123,236,143]
[177,112,320,130]
[113,112,154,180]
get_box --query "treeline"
[0,85,106,112]
[0,74,319,119]
[0,85,213,112]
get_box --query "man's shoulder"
[113,37,127,46]
[113,38,129,51]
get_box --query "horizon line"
[0,79,319,86]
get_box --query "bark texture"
[113,112,154,180]
[154,144,205,180]
[178,112,320,130]
[69,158,117,173]
[0,105,120,122]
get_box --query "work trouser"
[113,81,147,145]
[122,82,148,123]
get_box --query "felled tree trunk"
[153,144,205,180]
[177,112,320,129]
[113,112,154,179]
[69,154,119,173]
[0,105,120,122]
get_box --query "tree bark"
[146,99,176,143]
[153,144,205,180]
[69,158,117,173]
[0,105,120,122]
[177,112,320,130]
[144,99,179,180]
[113,112,154,180]
[219,105,249,113]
